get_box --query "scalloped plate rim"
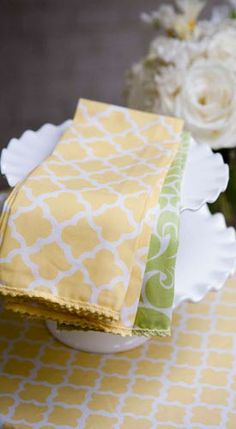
[174,206,236,308]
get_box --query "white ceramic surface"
[0,120,71,187]
[46,205,236,353]
[0,122,228,211]
[174,205,236,306]
[46,322,149,353]
[180,137,229,211]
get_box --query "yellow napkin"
[0,99,183,335]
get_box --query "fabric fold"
[56,133,190,336]
[0,98,185,336]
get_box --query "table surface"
[0,275,236,429]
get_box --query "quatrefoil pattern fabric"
[1,277,236,429]
[0,99,183,335]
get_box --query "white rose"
[174,59,236,149]
[207,24,236,73]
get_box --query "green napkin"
[134,133,190,335]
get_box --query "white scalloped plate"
[181,137,229,211]
[0,122,229,211]
[0,120,71,187]
[174,205,236,307]
[46,205,236,353]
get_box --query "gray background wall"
[0,0,222,187]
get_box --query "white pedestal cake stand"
[1,122,235,353]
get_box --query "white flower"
[141,5,176,31]
[141,0,206,39]
[175,0,206,18]
[125,5,236,149]
[174,0,206,39]
[174,59,236,149]
[207,23,236,73]
[149,36,207,69]
[126,37,188,112]
[149,36,187,64]
[155,66,184,115]
[126,36,208,115]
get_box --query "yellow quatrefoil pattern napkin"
[0,99,183,335]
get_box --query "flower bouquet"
[125,0,236,225]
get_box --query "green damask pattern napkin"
[134,133,189,335]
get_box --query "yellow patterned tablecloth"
[0,277,236,429]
